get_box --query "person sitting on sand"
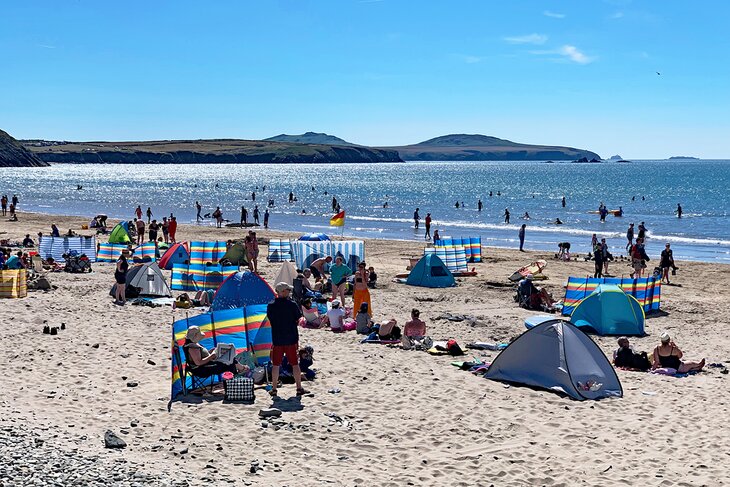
[377,318,401,340]
[402,308,432,350]
[51,224,60,238]
[299,298,323,328]
[613,337,651,371]
[302,268,323,292]
[652,333,705,373]
[183,326,250,377]
[327,299,347,333]
[367,266,378,288]
[517,274,555,311]
[355,302,374,335]
[22,234,34,247]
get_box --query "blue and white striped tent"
[267,239,293,262]
[424,246,468,273]
[292,240,365,272]
[38,236,97,263]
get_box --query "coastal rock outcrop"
[0,129,49,167]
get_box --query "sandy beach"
[2,211,729,486]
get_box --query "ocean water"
[2,160,729,263]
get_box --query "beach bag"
[447,339,465,356]
[224,376,254,402]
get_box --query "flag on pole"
[329,210,345,227]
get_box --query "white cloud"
[609,11,624,19]
[558,45,594,64]
[543,10,565,18]
[502,33,548,45]
[529,45,595,64]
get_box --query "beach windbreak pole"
[330,210,345,236]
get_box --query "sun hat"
[275,282,293,293]
[331,299,341,308]
[660,332,671,343]
[526,274,534,280]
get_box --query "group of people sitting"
[613,333,705,374]
[0,248,30,270]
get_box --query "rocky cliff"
[25,139,402,164]
[0,129,49,167]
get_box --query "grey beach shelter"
[485,319,622,400]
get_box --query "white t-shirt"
[327,308,346,330]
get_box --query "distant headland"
[668,156,700,160]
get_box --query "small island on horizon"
[668,156,700,160]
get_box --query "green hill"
[25,138,401,164]
[264,132,356,146]
[382,134,600,161]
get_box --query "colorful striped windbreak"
[562,276,662,316]
[0,270,27,298]
[424,247,468,273]
[38,236,97,263]
[170,264,238,291]
[189,241,228,265]
[170,304,272,401]
[433,236,482,262]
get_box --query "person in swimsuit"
[352,262,372,316]
[309,256,332,280]
[652,332,705,373]
[113,254,129,305]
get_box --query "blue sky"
[1,0,729,158]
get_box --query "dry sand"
[1,212,729,486]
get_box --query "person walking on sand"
[267,282,308,397]
[196,201,202,222]
[212,207,223,228]
[504,208,510,224]
[676,203,683,218]
[253,205,260,225]
[135,205,142,220]
[264,208,270,229]
[240,206,248,227]
[424,213,432,240]
[135,218,145,245]
[518,224,526,252]
[168,216,177,244]
[413,208,420,229]
[1,195,7,216]
[145,207,152,224]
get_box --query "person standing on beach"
[51,224,60,237]
[676,203,683,218]
[504,208,510,224]
[135,218,145,245]
[251,191,256,201]
[12,194,18,208]
[195,201,202,222]
[264,208,270,229]
[253,205,260,225]
[424,213,432,240]
[413,208,420,229]
[601,238,610,275]
[113,254,129,305]
[148,220,159,242]
[289,191,294,203]
[478,199,483,212]
[267,282,307,397]
[626,223,635,251]
[161,217,169,244]
[518,224,526,251]
[168,216,177,244]
[638,222,647,240]
[330,256,352,306]
[1,195,7,216]
[145,207,152,224]
[562,196,566,208]
[594,245,604,278]
[135,205,142,220]
[248,231,260,272]
[240,206,248,227]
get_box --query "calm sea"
[2,160,729,263]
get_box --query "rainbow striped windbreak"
[562,276,661,316]
[170,304,272,400]
[170,264,238,291]
[134,242,157,260]
[433,236,482,262]
[189,241,228,265]
[97,243,128,262]
[424,247,468,273]
[0,270,27,298]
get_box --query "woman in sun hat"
[652,332,705,373]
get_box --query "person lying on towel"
[183,326,249,377]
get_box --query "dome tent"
[210,271,276,311]
[159,242,190,270]
[485,319,622,401]
[109,222,131,244]
[406,254,455,288]
[110,261,171,298]
[570,284,645,336]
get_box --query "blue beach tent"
[210,271,276,311]
[298,233,330,241]
[406,254,456,288]
[485,319,623,401]
[570,284,645,336]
